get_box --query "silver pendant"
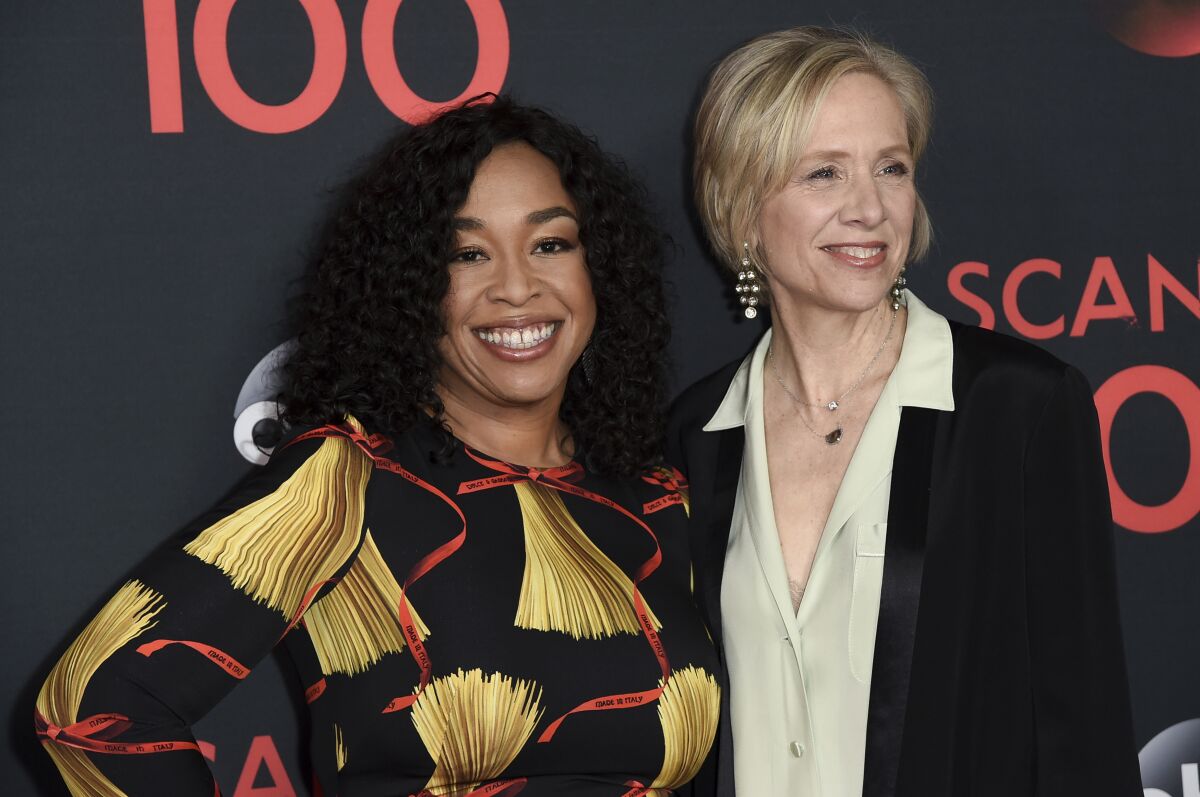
[826,400,839,411]
[825,428,843,445]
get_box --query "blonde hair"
[693,26,934,276]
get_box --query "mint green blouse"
[703,291,954,796]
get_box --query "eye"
[880,162,910,177]
[807,166,837,180]
[451,247,487,263]
[533,237,576,255]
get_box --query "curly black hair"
[280,97,671,478]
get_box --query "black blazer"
[670,320,1141,797]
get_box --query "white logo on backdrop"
[233,341,294,465]
[1141,718,1200,797]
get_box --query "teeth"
[827,245,883,259]
[477,322,559,350]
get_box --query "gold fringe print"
[648,666,721,794]
[411,668,543,797]
[333,724,348,772]
[513,481,661,639]
[184,417,372,616]
[304,529,429,676]
[36,581,166,797]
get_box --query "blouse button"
[789,741,805,758]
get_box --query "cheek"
[440,290,467,335]
[760,194,830,250]
[560,261,596,318]
[441,270,487,331]
[888,188,918,236]
[574,282,598,334]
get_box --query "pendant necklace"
[768,306,898,445]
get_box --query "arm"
[1023,367,1141,794]
[35,425,372,796]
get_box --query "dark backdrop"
[4,1,1198,794]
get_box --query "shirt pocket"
[849,522,886,685]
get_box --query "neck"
[436,386,573,468]
[767,295,900,406]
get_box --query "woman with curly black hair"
[36,98,720,796]
[282,97,672,478]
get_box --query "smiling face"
[436,142,596,417]
[756,72,917,316]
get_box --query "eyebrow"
[453,217,485,231]
[801,145,912,162]
[452,206,578,231]
[527,206,577,225]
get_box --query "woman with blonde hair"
[671,26,1140,796]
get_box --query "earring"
[890,266,907,311]
[580,345,596,385]
[736,242,762,319]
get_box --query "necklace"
[768,306,898,445]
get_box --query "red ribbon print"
[290,422,470,715]
[641,465,685,492]
[412,778,527,797]
[305,678,327,704]
[136,639,251,679]
[287,424,675,739]
[35,710,203,757]
[458,448,671,743]
[641,467,688,516]
[642,493,684,515]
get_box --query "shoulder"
[947,321,1092,425]
[265,416,391,475]
[950,321,1083,393]
[665,355,747,479]
[669,357,745,434]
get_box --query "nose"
[839,173,886,228]
[486,251,540,306]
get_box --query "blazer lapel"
[686,423,743,797]
[862,406,938,797]
[694,425,743,647]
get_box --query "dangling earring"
[736,242,762,319]
[889,266,907,311]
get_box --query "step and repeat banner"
[3,2,1197,794]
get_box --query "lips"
[821,242,887,268]
[475,321,560,351]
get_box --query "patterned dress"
[36,417,719,796]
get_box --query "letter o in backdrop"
[362,0,509,124]
[194,0,348,134]
[1094,365,1200,533]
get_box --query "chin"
[482,371,569,407]
[488,387,562,408]
[818,286,893,315]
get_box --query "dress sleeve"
[35,427,373,796]
[1022,367,1142,794]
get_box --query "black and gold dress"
[35,417,719,796]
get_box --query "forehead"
[461,142,576,214]
[802,72,909,153]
